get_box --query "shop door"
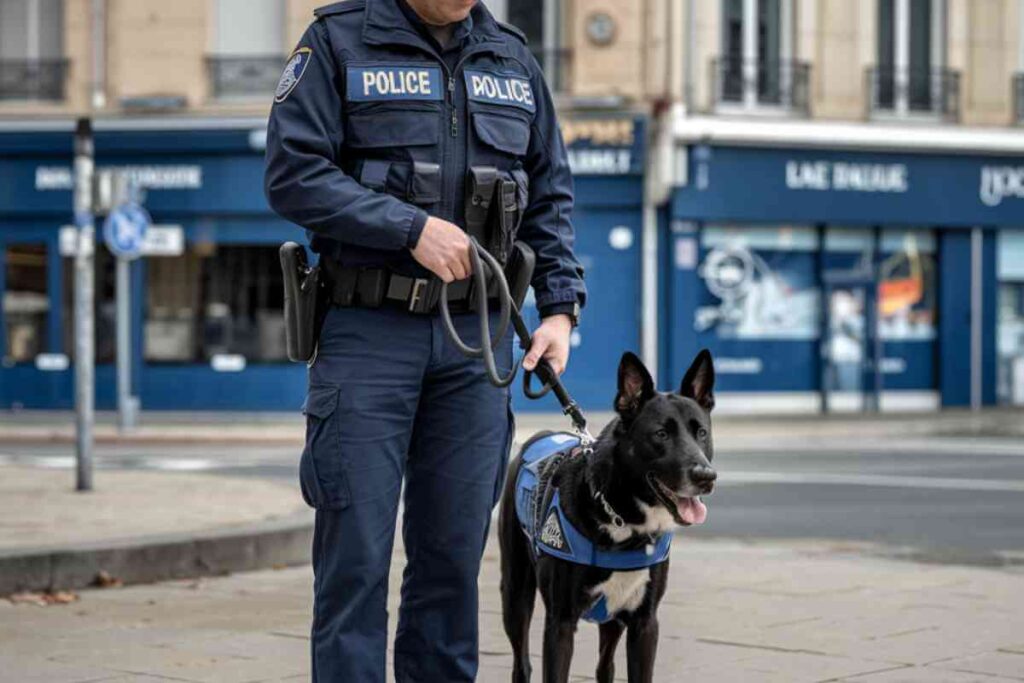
[512,205,641,412]
[821,280,881,413]
[0,237,71,409]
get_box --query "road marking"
[0,453,224,472]
[723,471,1024,492]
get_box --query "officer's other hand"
[524,314,572,376]
[411,216,473,283]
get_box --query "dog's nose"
[688,465,717,490]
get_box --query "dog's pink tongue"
[678,497,708,525]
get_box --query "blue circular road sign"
[103,203,151,260]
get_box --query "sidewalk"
[0,465,312,595]
[3,534,1023,682]
[2,407,1023,447]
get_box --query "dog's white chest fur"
[590,570,650,616]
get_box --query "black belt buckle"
[408,277,442,314]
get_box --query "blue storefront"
[0,115,645,412]
[664,139,1015,411]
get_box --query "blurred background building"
[1,0,1023,413]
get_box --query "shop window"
[144,244,286,364]
[3,244,49,363]
[997,230,1024,405]
[823,227,937,399]
[696,225,820,340]
[61,247,117,364]
[877,230,937,341]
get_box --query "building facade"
[1,0,1023,413]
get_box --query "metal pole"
[74,118,95,492]
[116,257,136,431]
[970,226,983,411]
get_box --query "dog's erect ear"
[615,352,655,419]
[680,349,715,412]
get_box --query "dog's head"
[610,349,717,527]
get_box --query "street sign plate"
[61,225,184,257]
[103,203,151,260]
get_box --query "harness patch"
[275,48,312,103]
[346,66,443,102]
[464,70,535,113]
[539,509,569,552]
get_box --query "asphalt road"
[3,436,1024,567]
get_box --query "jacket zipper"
[431,47,493,222]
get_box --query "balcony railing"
[866,66,960,121]
[710,57,811,114]
[0,59,68,101]
[1014,73,1024,124]
[207,55,285,99]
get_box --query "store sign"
[785,160,908,193]
[35,354,70,372]
[979,165,1024,206]
[562,116,645,176]
[60,225,184,257]
[36,165,203,191]
[675,146,1024,226]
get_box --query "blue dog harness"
[514,432,673,623]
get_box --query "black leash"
[438,238,593,444]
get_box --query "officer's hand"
[411,216,473,283]
[524,314,572,376]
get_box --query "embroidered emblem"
[540,509,568,551]
[275,48,312,103]
[464,70,535,113]
[346,66,444,101]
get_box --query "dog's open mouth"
[646,474,708,526]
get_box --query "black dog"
[498,350,717,683]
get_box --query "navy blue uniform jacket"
[264,0,586,318]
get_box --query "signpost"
[103,196,151,432]
[73,119,95,492]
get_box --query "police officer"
[264,0,585,680]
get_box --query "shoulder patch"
[275,47,312,103]
[314,0,363,18]
[497,21,527,44]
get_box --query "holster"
[466,166,529,266]
[505,240,536,311]
[280,242,326,363]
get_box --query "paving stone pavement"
[3,533,1023,683]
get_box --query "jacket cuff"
[539,302,577,320]
[406,209,429,250]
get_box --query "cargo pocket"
[299,385,351,510]
[472,109,531,161]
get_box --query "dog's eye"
[654,429,669,440]
[697,427,708,440]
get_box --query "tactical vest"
[513,433,673,624]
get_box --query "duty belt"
[324,265,496,315]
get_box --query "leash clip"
[594,489,625,529]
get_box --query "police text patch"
[464,70,535,113]
[346,66,443,102]
[275,48,312,103]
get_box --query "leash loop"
[438,239,591,438]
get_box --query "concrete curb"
[0,511,314,596]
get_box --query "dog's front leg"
[625,616,659,683]
[596,619,625,683]
[541,615,577,683]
